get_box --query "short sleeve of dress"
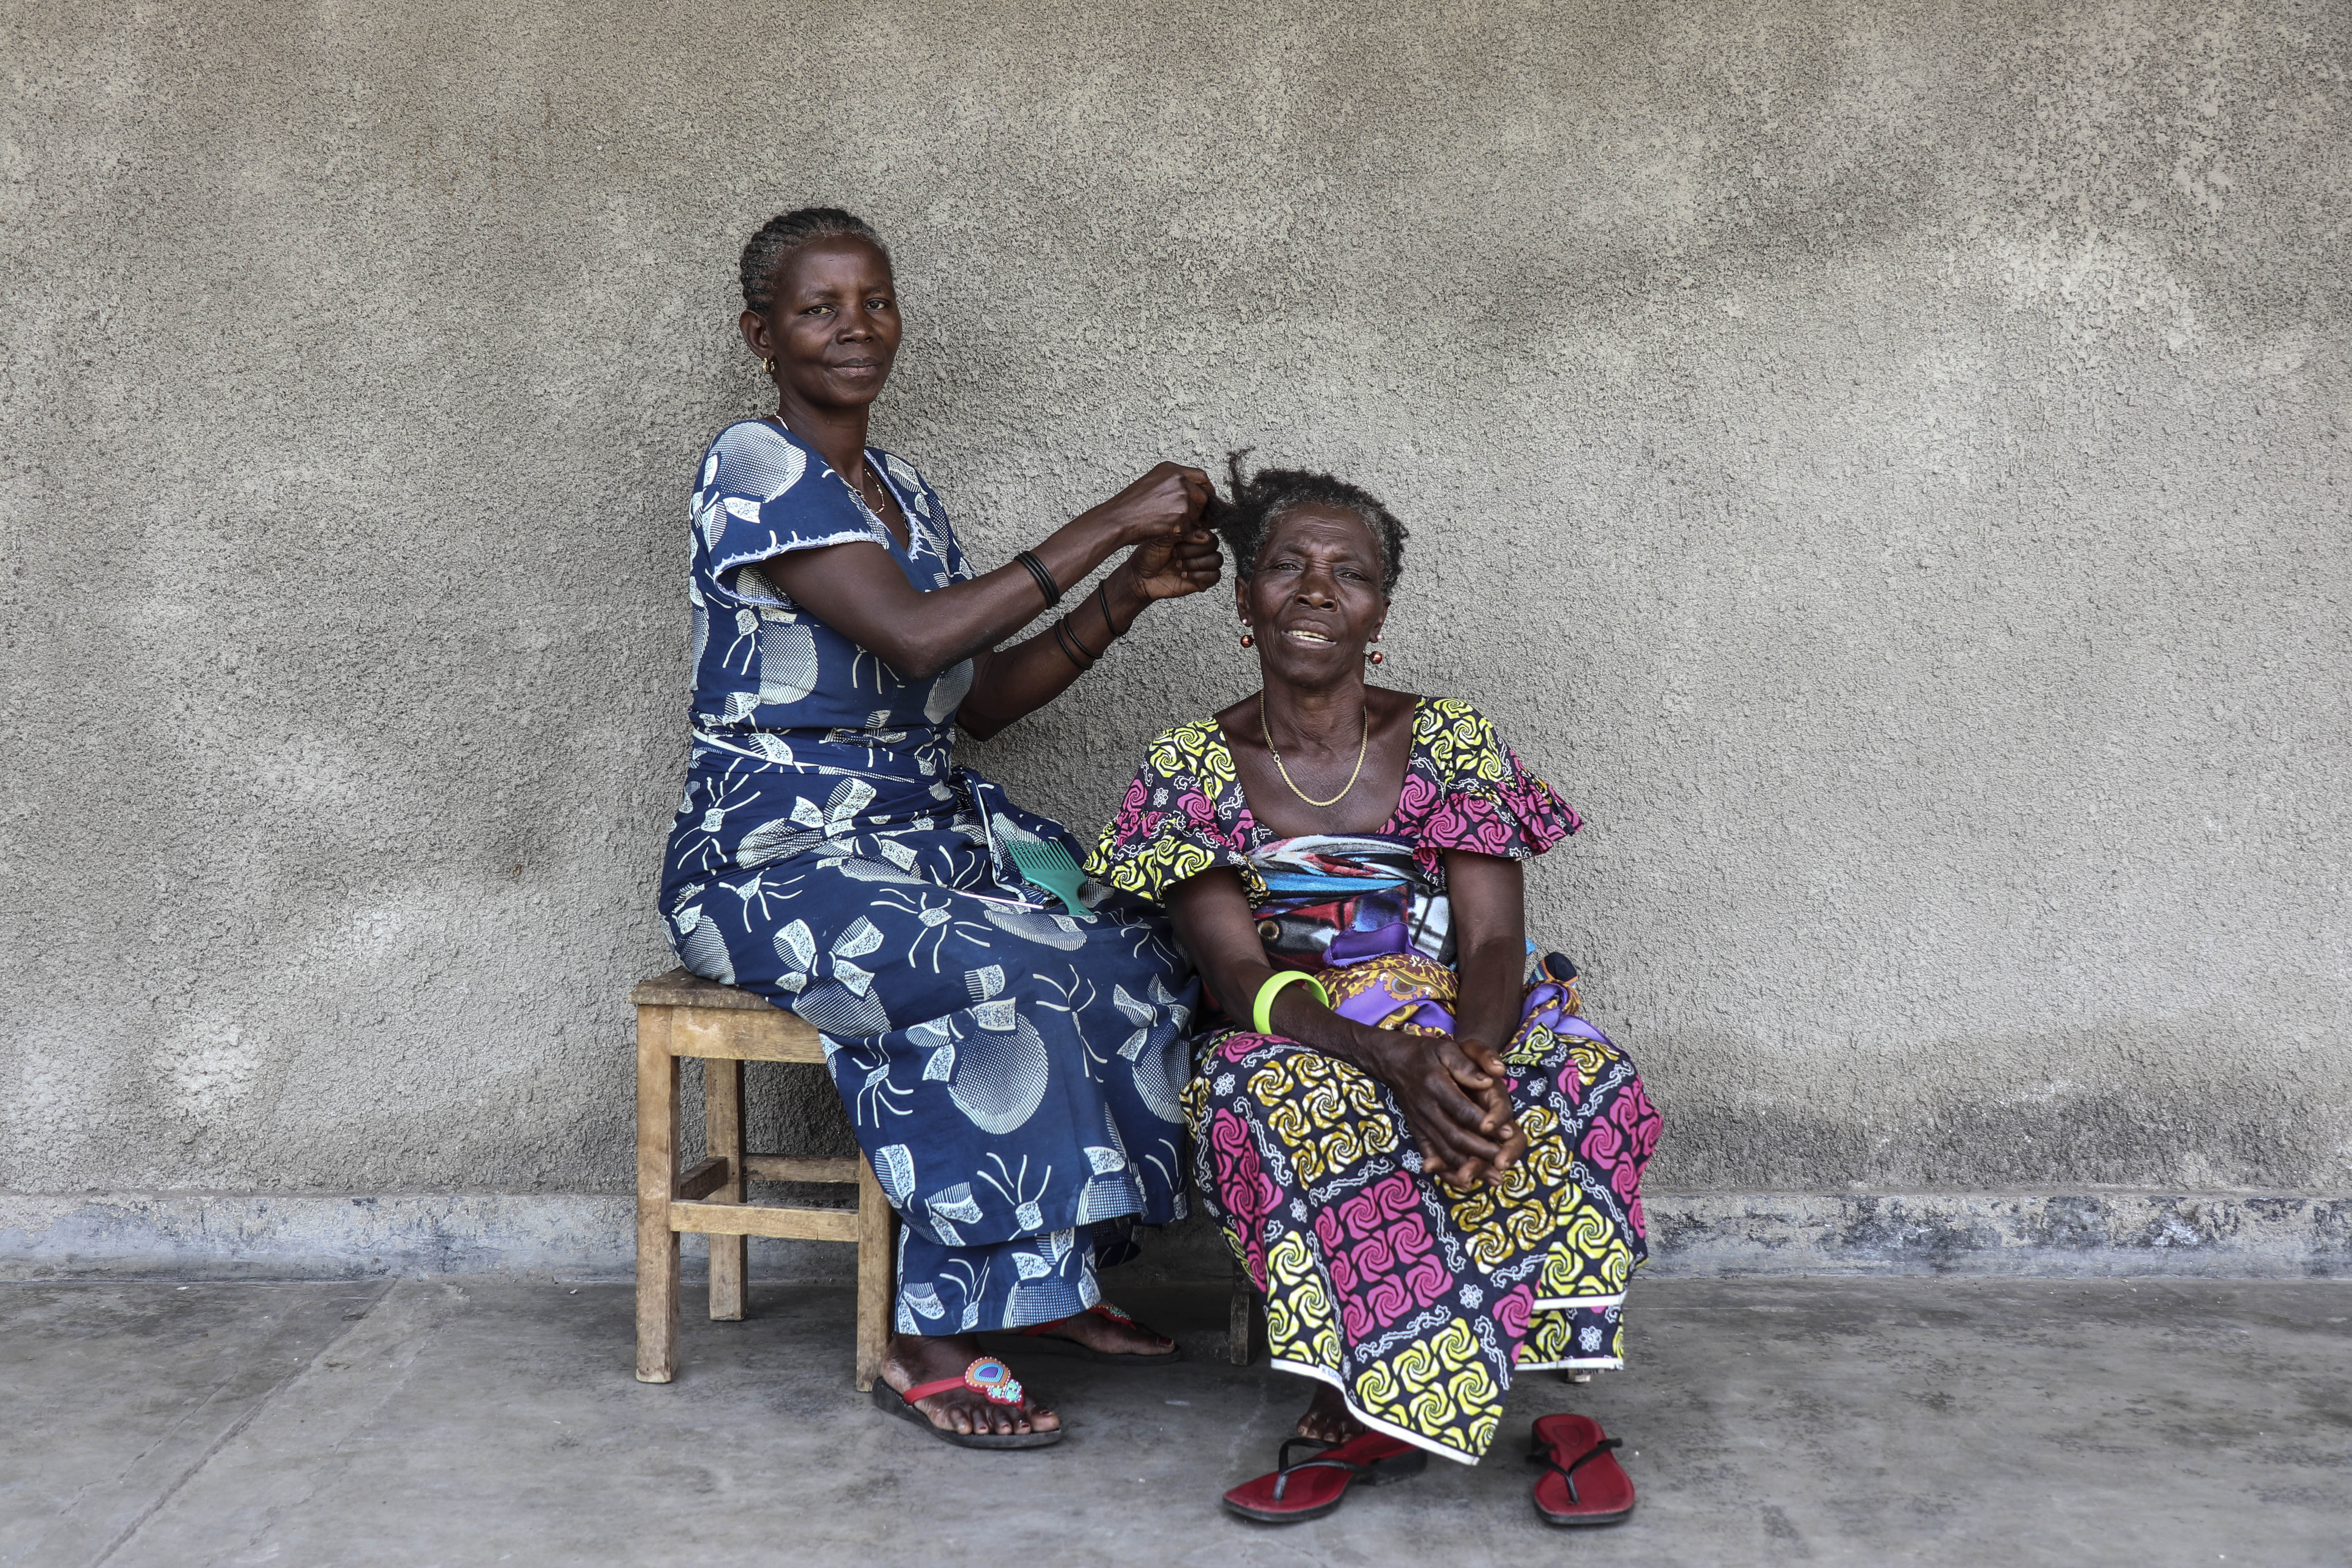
[692,421,886,582]
[1086,721,1256,904]
[1409,698,1583,860]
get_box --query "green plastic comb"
[1005,837,1089,916]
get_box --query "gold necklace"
[1260,690,1368,808]
[850,458,887,516]
[767,416,889,519]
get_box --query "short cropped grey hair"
[739,208,891,312]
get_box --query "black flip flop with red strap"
[1527,1413,1635,1526]
[1221,1431,1429,1523]
[980,1301,1183,1366]
[870,1356,1063,1450]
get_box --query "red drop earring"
[1240,623,1254,649]
[1366,649,1384,665]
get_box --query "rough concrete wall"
[4,0,2347,1205]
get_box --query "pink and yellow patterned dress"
[1087,697,1661,1465]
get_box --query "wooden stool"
[632,967,897,1390]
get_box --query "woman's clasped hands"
[1358,1026,1528,1191]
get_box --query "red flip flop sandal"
[1221,1431,1429,1523]
[982,1301,1183,1366]
[1527,1413,1635,1526]
[870,1356,1063,1450]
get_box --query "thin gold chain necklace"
[767,414,890,522]
[1260,690,1368,808]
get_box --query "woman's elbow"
[865,635,955,684]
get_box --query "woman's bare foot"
[880,1332,1060,1438]
[1294,1381,1367,1444]
[1024,1302,1177,1359]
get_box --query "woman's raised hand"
[1084,462,1214,551]
[1118,525,1223,603]
[1094,461,1223,604]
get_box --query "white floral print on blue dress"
[659,420,1198,1333]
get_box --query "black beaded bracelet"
[1015,550,1062,608]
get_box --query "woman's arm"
[762,462,1210,683]
[1439,849,1533,1171]
[1168,868,1517,1188]
[954,526,1221,740]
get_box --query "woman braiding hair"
[661,207,1225,1448]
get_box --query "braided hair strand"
[739,207,891,312]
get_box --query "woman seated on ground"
[1088,457,1662,1523]
[662,208,1226,1448]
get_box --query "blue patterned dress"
[659,419,1199,1334]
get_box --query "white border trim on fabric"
[709,526,890,585]
[1265,1356,1481,1467]
[1532,1293,1625,1312]
[1515,1356,1626,1373]
[686,729,933,786]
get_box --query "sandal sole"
[1223,1495,1348,1524]
[1534,1502,1636,1528]
[1220,1447,1426,1523]
[869,1382,1064,1449]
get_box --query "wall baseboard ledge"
[2,1190,2344,1282]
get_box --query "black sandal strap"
[1269,1442,1377,1502]
[1526,1436,1622,1504]
[1277,1436,1336,1472]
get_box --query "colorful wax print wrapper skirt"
[1090,700,1662,1465]
[1185,953,1658,1465]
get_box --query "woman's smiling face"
[758,235,901,410]
[1238,503,1389,687]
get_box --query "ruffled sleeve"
[692,421,887,586]
[1406,698,1582,863]
[1086,721,1259,904]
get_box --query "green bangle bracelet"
[1251,969,1331,1036]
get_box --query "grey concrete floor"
[2,1276,2347,1568]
